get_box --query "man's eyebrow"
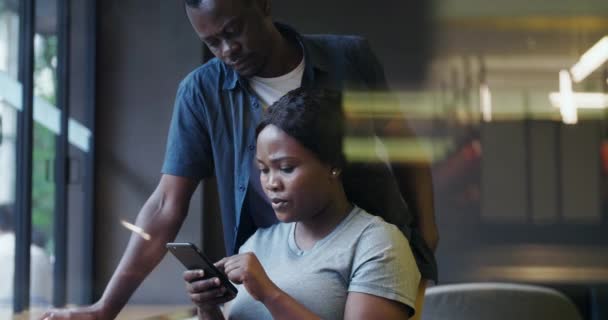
[201,17,240,41]
[220,16,240,31]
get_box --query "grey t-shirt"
[226,206,420,319]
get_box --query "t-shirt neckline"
[288,205,360,257]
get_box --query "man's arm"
[354,37,439,252]
[42,174,199,320]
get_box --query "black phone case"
[166,242,238,295]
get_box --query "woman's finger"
[186,277,221,294]
[189,286,227,303]
[183,269,205,282]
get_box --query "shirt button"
[238,185,245,192]
[248,145,255,151]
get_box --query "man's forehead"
[197,0,249,12]
[187,0,246,35]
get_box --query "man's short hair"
[184,0,203,8]
[184,0,254,9]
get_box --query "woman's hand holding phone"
[183,268,235,312]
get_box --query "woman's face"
[256,125,336,223]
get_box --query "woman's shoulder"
[353,207,406,238]
[346,206,411,252]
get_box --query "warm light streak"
[570,36,608,82]
[477,266,608,283]
[549,92,608,109]
[558,70,577,124]
[120,220,151,240]
[480,84,493,122]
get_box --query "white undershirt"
[249,57,305,108]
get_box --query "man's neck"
[257,26,302,78]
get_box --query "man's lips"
[229,56,251,70]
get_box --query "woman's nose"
[265,173,281,192]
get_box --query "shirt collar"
[222,22,329,91]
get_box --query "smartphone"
[166,242,238,296]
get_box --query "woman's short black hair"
[256,88,346,169]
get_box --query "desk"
[5,305,195,320]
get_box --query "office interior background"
[0,0,607,318]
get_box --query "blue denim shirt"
[162,23,437,281]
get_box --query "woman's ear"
[330,168,341,178]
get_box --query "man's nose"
[221,40,240,61]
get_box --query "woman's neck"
[294,190,353,251]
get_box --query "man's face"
[256,125,336,223]
[186,0,273,77]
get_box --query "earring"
[331,169,338,176]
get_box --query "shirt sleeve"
[348,221,421,311]
[161,78,214,179]
[350,37,389,90]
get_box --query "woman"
[184,88,420,319]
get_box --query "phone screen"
[166,242,238,296]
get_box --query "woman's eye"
[260,168,269,174]
[280,167,294,174]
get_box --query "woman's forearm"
[197,306,225,320]
[262,288,321,320]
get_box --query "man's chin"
[234,63,262,78]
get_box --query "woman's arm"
[259,287,321,320]
[344,292,411,320]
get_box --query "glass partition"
[0,0,21,316]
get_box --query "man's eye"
[224,23,242,38]
[205,39,219,48]
[260,168,269,174]
[225,29,238,37]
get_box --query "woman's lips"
[271,198,288,210]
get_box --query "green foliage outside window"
[32,34,58,254]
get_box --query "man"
[43,0,437,319]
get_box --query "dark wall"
[272,0,433,88]
[95,0,205,304]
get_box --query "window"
[0,0,96,315]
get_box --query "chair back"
[422,282,582,320]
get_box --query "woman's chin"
[274,211,297,223]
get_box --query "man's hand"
[40,303,106,320]
[218,253,277,303]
